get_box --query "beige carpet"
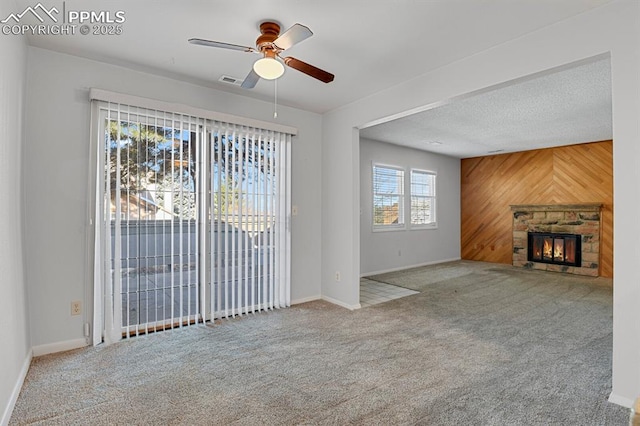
[10,261,628,425]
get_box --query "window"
[411,169,436,227]
[373,164,405,229]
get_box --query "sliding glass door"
[92,99,291,344]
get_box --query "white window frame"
[410,168,437,229]
[372,163,405,232]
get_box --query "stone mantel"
[510,203,603,213]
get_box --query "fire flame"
[554,243,563,259]
[542,239,564,260]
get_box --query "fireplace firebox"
[527,232,582,267]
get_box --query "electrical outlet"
[292,205,298,216]
[71,301,81,316]
[335,271,341,282]
[398,249,402,256]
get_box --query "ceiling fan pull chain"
[274,78,278,119]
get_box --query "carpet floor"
[10,261,628,425]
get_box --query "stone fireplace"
[510,204,602,276]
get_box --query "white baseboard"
[608,391,635,408]
[1,349,32,426]
[291,295,321,305]
[322,295,361,310]
[32,338,88,357]
[361,257,461,277]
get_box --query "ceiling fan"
[189,21,334,89]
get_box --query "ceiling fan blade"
[273,24,313,50]
[282,57,334,83]
[240,69,260,89]
[188,38,256,53]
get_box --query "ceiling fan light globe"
[253,57,285,80]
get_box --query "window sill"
[409,223,438,230]
[372,225,406,233]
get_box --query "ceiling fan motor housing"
[256,22,281,51]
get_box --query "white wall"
[359,138,460,275]
[321,0,640,406]
[24,47,322,350]
[0,0,30,423]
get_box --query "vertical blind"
[208,122,291,320]
[91,93,292,345]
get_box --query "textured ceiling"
[360,57,612,158]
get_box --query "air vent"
[218,75,243,86]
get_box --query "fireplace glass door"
[528,232,581,266]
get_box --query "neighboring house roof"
[110,190,159,219]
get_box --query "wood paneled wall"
[461,141,613,277]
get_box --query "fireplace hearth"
[527,232,581,267]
